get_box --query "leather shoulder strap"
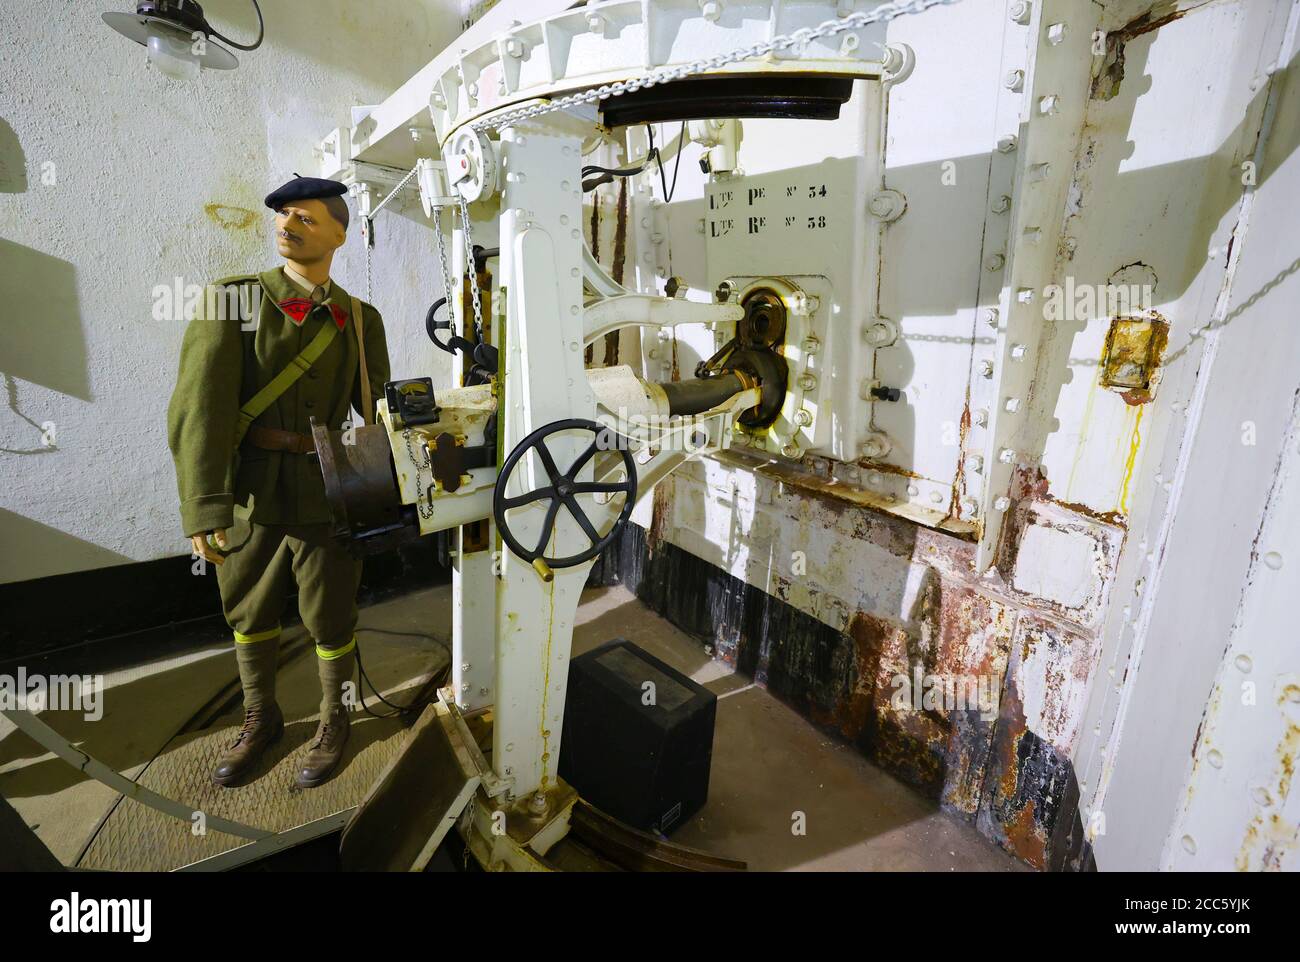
[232,321,339,452]
[352,295,374,425]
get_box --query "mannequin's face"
[274,199,345,264]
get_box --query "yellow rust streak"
[1065,371,1101,500]
[537,529,558,792]
[1118,405,1144,516]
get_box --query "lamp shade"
[103,10,239,71]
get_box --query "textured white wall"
[0,0,463,583]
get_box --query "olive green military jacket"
[166,266,391,538]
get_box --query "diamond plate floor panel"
[77,634,447,872]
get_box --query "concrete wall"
[0,0,463,584]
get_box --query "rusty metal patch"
[1100,314,1169,404]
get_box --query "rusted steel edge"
[569,799,747,872]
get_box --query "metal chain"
[403,428,437,520]
[370,165,421,218]
[431,204,456,316]
[469,0,958,133]
[457,192,486,340]
[362,165,421,302]
[364,228,372,302]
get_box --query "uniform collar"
[283,263,331,299]
[259,266,356,330]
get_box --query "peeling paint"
[1236,722,1300,871]
[1091,4,1187,101]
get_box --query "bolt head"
[861,435,891,459]
[868,189,906,221]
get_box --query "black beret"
[264,173,348,211]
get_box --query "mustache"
[277,228,302,244]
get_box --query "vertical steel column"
[448,206,498,714]
[452,527,496,712]
[491,123,592,799]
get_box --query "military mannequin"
[167,175,390,789]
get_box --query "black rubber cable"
[207,0,265,50]
[665,120,686,202]
[649,122,687,203]
[353,628,449,720]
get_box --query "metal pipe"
[658,372,747,415]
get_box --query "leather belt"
[245,425,316,455]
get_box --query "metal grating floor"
[77,636,448,872]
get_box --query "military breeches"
[215,522,362,649]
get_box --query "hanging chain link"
[431,204,456,312]
[364,228,373,303]
[370,165,421,218]
[362,165,421,302]
[403,428,437,520]
[457,192,486,341]
[469,0,958,133]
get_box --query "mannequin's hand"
[190,529,228,566]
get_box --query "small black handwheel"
[493,418,637,570]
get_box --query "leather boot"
[212,702,284,787]
[213,630,283,787]
[296,641,355,788]
[295,706,350,788]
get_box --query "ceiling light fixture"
[103,0,264,81]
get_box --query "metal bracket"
[584,293,743,345]
[343,160,421,220]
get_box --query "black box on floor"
[560,638,716,834]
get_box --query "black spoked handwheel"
[493,418,637,571]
